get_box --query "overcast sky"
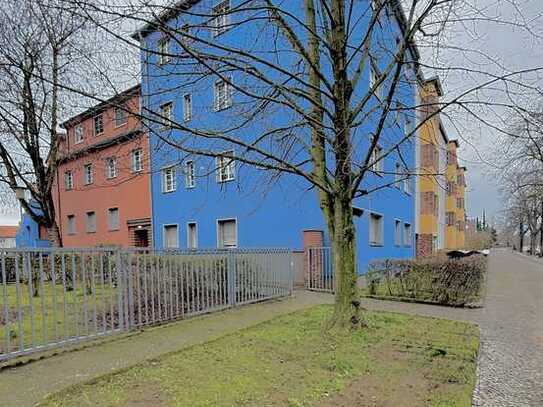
[1,0,542,227]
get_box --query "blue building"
[133,0,418,273]
[16,200,51,248]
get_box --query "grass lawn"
[39,305,479,407]
[1,282,117,354]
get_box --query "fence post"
[126,251,135,330]
[116,250,124,332]
[227,251,237,307]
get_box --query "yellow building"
[417,78,448,256]
[444,141,467,250]
[417,77,467,255]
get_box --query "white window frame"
[187,221,198,249]
[107,208,120,231]
[64,171,73,190]
[86,211,96,233]
[216,218,238,249]
[369,212,384,247]
[394,162,401,188]
[115,107,127,127]
[394,219,401,247]
[403,172,412,195]
[157,37,171,65]
[214,78,232,111]
[183,94,192,122]
[74,124,83,144]
[185,160,195,188]
[216,151,235,182]
[162,165,177,193]
[106,157,117,179]
[212,0,231,37]
[404,223,413,247]
[84,163,93,185]
[163,224,179,249]
[160,101,173,128]
[132,149,143,172]
[67,215,76,235]
[94,114,104,136]
[371,144,384,174]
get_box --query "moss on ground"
[39,306,479,407]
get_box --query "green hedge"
[366,255,487,307]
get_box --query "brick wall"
[416,233,434,257]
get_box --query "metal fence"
[305,247,335,293]
[0,248,293,362]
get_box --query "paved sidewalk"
[472,250,543,406]
[0,291,333,407]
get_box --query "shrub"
[366,255,487,306]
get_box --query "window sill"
[186,185,195,190]
[115,122,127,129]
[163,189,176,194]
[217,178,235,183]
[214,104,232,113]
[86,231,96,234]
[369,243,384,247]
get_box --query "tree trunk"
[48,223,62,247]
[328,195,361,329]
[519,220,524,252]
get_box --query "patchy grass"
[0,282,117,354]
[39,306,479,407]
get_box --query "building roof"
[448,139,459,147]
[0,226,18,238]
[424,76,443,97]
[60,84,141,129]
[130,0,421,64]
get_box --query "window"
[457,197,464,209]
[64,171,73,190]
[394,220,401,247]
[74,125,83,143]
[370,65,382,100]
[160,102,173,128]
[394,162,401,188]
[164,224,179,249]
[157,37,171,65]
[217,219,237,248]
[403,223,412,247]
[106,157,117,179]
[212,0,230,36]
[187,222,198,249]
[67,215,76,235]
[108,208,120,231]
[84,163,93,185]
[94,114,104,135]
[115,107,127,127]
[446,211,456,226]
[369,213,383,246]
[86,211,96,233]
[132,149,143,172]
[214,79,232,111]
[185,160,195,188]
[183,94,192,122]
[371,145,383,174]
[162,166,177,193]
[403,173,411,195]
[216,151,235,182]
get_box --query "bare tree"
[0,0,90,245]
[55,0,543,328]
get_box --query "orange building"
[54,85,152,247]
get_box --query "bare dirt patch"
[121,381,168,407]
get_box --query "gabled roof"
[131,0,201,39]
[0,226,18,238]
[60,85,141,129]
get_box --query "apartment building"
[54,86,152,247]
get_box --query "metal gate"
[305,247,334,293]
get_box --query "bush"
[366,255,487,306]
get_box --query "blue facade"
[16,201,51,248]
[137,0,417,273]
